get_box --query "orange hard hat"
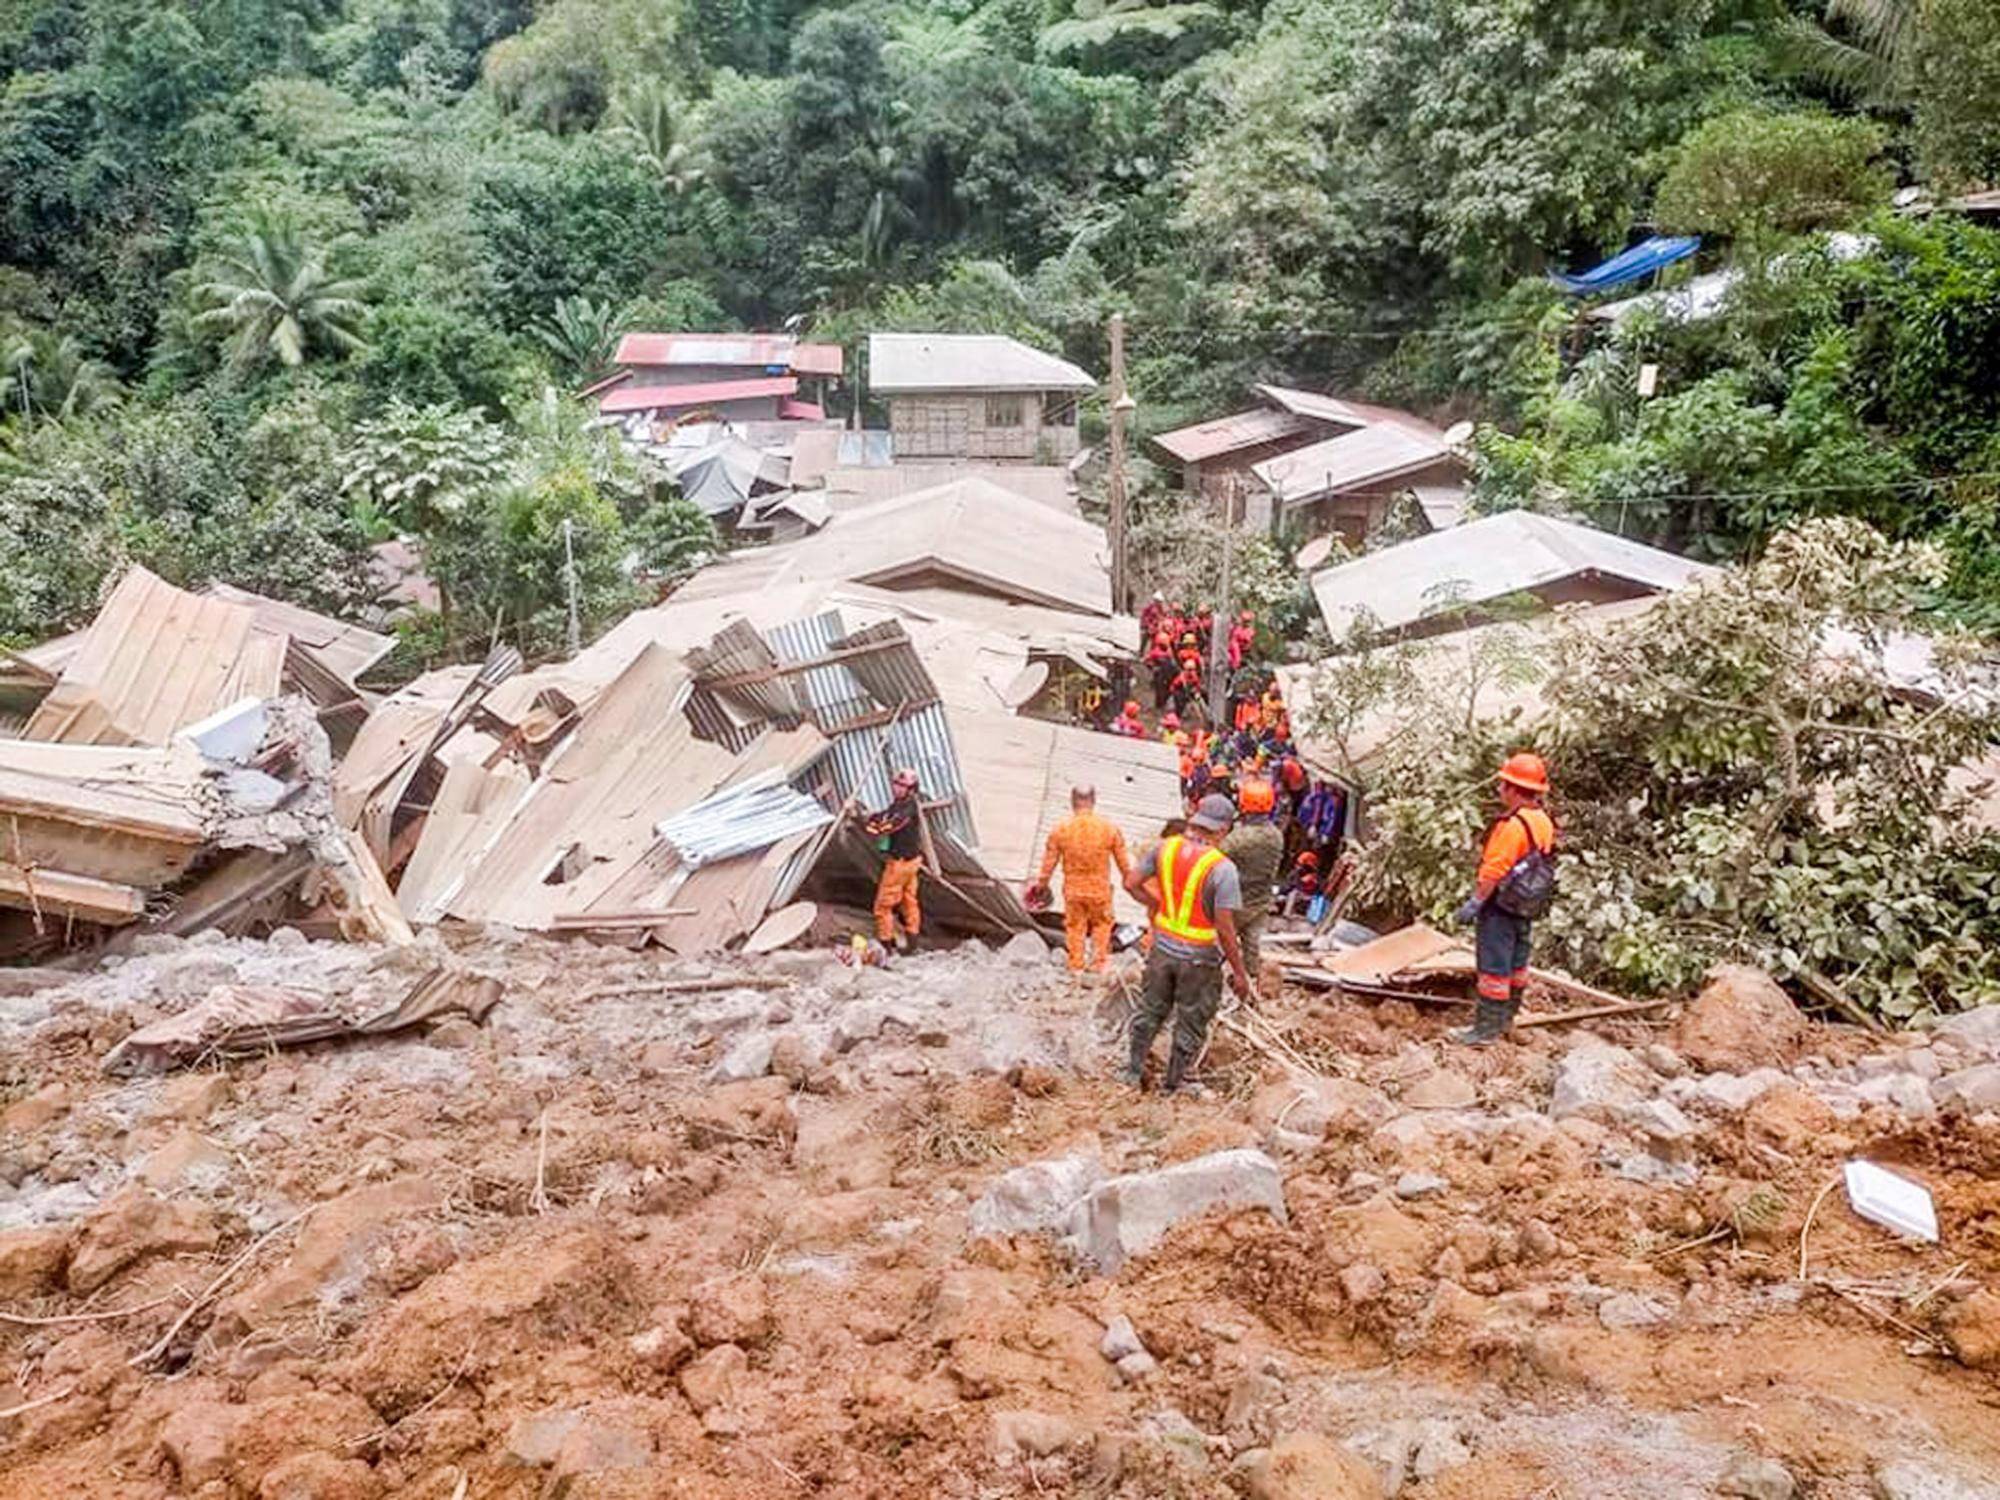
[1297,850,1319,868]
[1237,777,1275,814]
[1497,751,1549,794]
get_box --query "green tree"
[2,328,121,424]
[193,212,369,370]
[533,295,624,382]
[1653,111,1890,237]
[608,80,705,194]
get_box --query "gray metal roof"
[1311,510,1713,637]
[868,334,1096,394]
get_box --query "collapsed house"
[334,482,1177,951]
[0,569,408,959]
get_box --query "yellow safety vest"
[1153,835,1223,945]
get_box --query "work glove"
[1453,896,1483,925]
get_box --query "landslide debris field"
[3,931,1999,1500]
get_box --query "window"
[985,394,1026,428]
[1043,395,1078,428]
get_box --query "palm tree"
[1,330,121,425]
[194,212,368,369]
[1781,0,1922,107]
[609,82,705,196]
[533,296,623,382]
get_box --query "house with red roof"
[589,332,844,426]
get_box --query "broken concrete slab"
[968,1152,1104,1239]
[1065,1149,1287,1273]
[1549,1041,1653,1122]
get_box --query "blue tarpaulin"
[1549,235,1700,295]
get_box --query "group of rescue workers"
[862,747,1558,1097]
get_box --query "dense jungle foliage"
[2,0,1999,655]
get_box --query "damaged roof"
[1311,511,1711,638]
[668,478,1114,617]
[1253,420,1455,507]
[23,569,283,746]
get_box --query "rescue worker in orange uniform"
[864,768,925,953]
[1453,752,1557,1046]
[1122,794,1252,1094]
[1028,784,1134,973]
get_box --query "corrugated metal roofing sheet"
[1150,407,1312,465]
[656,776,831,868]
[600,377,798,414]
[1253,422,1454,505]
[823,463,1073,514]
[205,583,393,684]
[611,333,844,377]
[23,568,283,746]
[868,334,1095,394]
[1309,511,1713,637]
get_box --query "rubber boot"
[1162,1036,1196,1094]
[1454,999,1510,1047]
[1122,1027,1152,1088]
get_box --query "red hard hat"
[1497,751,1549,793]
[1297,851,1319,868]
[1161,711,1181,728]
[1122,699,1140,715]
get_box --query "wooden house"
[1151,386,1468,540]
[867,334,1095,463]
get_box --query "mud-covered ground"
[2,927,1998,1499]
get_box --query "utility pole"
[1208,475,1238,728]
[1106,312,1132,615]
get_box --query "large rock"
[1718,1453,1796,1500]
[1248,1433,1382,1500]
[1065,1149,1287,1273]
[1931,1006,2000,1056]
[1873,1460,1993,1499]
[1549,1041,1653,1122]
[67,1188,220,1294]
[677,1343,746,1414]
[216,1177,442,1336]
[968,1152,1104,1239]
[0,1225,70,1299]
[1249,1077,1393,1144]
[1676,966,1805,1072]
[1933,1065,2000,1115]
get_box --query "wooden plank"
[0,865,147,924]
[1513,997,1679,1029]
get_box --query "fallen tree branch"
[1514,997,1680,1029]
[129,1206,316,1369]
[1798,1172,1842,1281]
[0,1288,185,1327]
[0,1384,76,1420]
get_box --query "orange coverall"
[1036,811,1134,971]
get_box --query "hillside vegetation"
[3,0,1999,653]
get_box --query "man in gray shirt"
[1121,794,1253,1095]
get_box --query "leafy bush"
[1306,519,2000,1020]
[1654,110,1890,237]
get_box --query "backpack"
[1492,811,1557,919]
